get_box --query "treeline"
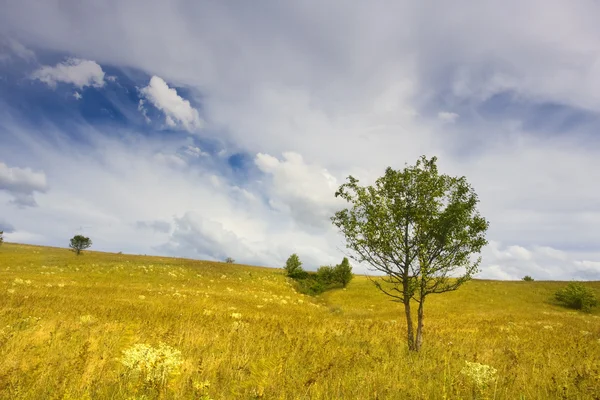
[283,254,353,295]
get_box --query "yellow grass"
[1,242,599,399]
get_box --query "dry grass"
[0,242,599,399]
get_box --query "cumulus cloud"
[32,58,105,88]
[255,152,345,231]
[0,162,48,207]
[140,76,202,132]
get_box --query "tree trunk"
[403,298,416,351]
[415,298,425,352]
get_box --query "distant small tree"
[522,275,534,282]
[0,231,3,247]
[225,257,235,264]
[284,254,305,278]
[555,282,598,312]
[334,257,353,287]
[69,235,92,255]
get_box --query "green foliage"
[225,257,235,264]
[334,257,353,287]
[69,235,92,255]
[0,231,3,247]
[522,275,534,282]
[294,275,326,296]
[284,253,306,278]
[316,265,335,283]
[554,282,598,312]
[332,155,488,351]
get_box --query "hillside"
[1,243,599,399]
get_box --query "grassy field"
[0,243,599,399]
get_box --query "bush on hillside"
[294,275,326,296]
[225,257,235,264]
[316,265,335,283]
[334,257,353,287]
[554,282,598,312]
[284,254,307,279]
[522,275,534,282]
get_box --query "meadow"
[0,242,599,399]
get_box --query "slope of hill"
[0,243,599,399]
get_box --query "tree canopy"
[69,235,92,255]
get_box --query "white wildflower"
[120,343,183,386]
[79,315,95,325]
[461,361,497,389]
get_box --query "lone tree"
[332,156,488,351]
[69,235,92,255]
[0,231,3,246]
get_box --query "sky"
[1,0,600,280]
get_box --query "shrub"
[284,254,305,278]
[294,276,326,296]
[0,230,3,246]
[316,265,335,283]
[554,282,598,312]
[225,257,235,264]
[522,275,534,281]
[334,257,353,287]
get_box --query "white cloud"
[437,111,459,123]
[255,152,346,231]
[480,241,600,280]
[140,76,202,132]
[153,152,187,168]
[135,220,172,233]
[0,162,48,207]
[32,58,105,88]
[183,145,208,158]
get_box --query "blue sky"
[1,0,600,279]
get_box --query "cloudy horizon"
[1,0,600,280]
